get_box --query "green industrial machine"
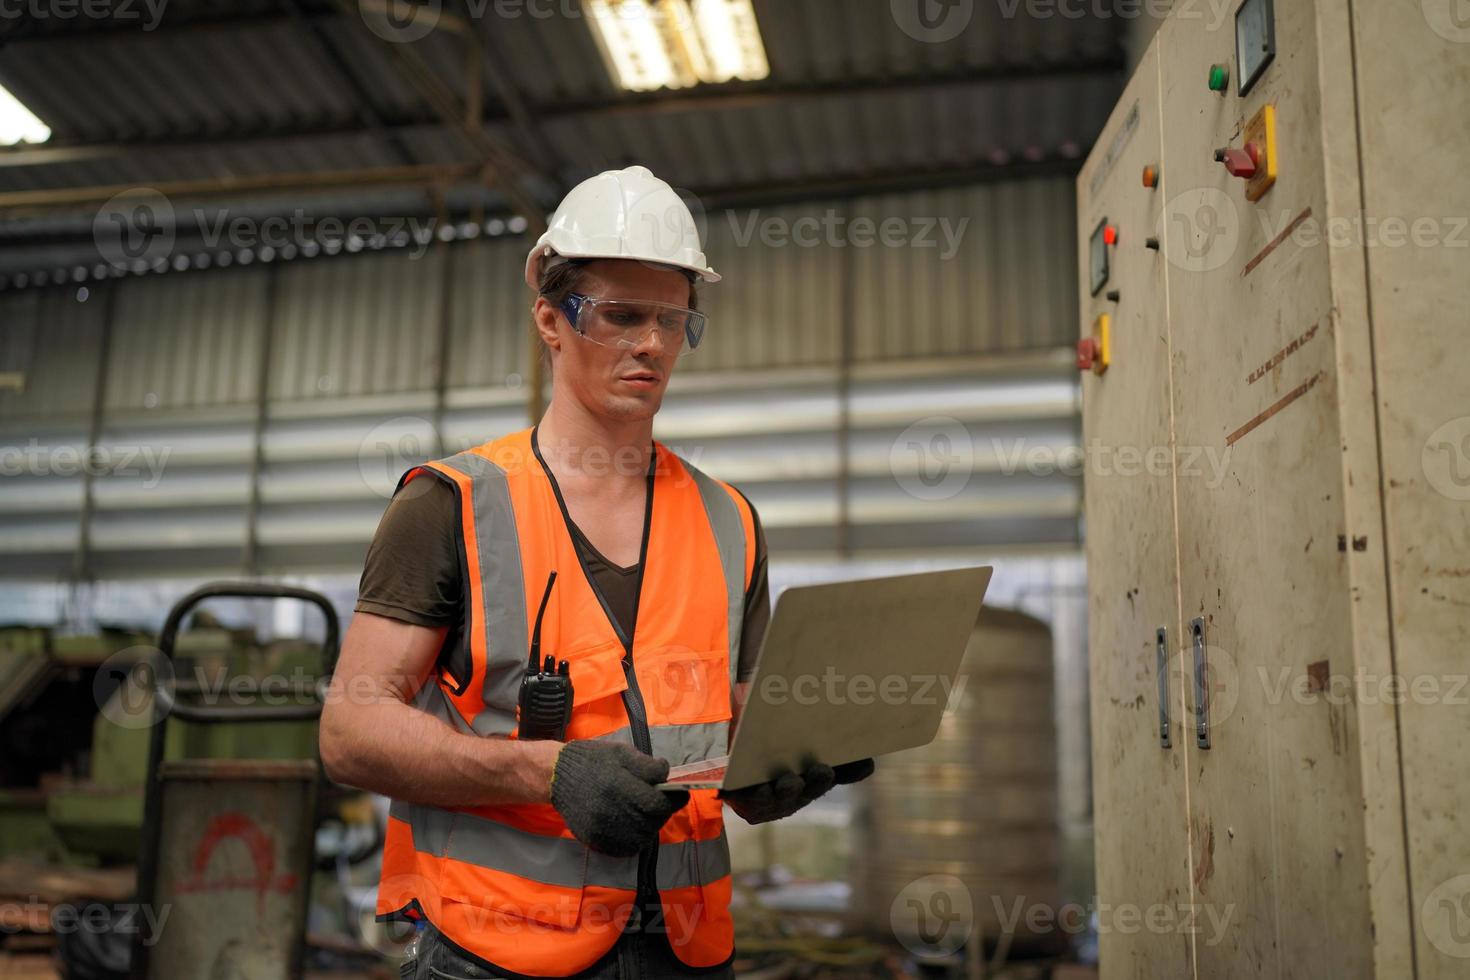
[0,585,385,978]
[0,620,327,868]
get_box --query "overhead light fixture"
[0,82,50,146]
[586,0,770,92]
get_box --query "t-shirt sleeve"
[355,476,463,627]
[735,496,770,684]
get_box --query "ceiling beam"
[0,150,1078,232]
[0,162,482,213]
[327,0,548,236]
[0,57,1123,169]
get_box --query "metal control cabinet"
[1078,2,1470,979]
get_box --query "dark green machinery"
[0,584,388,978]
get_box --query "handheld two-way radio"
[516,570,573,740]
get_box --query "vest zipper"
[530,427,662,920]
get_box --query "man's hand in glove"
[717,757,876,825]
[549,741,688,856]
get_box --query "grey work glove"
[549,741,689,857]
[717,757,876,825]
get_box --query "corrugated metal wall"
[0,179,1081,581]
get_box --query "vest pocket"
[555,639,630,741]
[635,646,731,725]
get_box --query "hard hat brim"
[524,244,721,291]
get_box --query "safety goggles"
[555,292,707,357]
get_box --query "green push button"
[1208,63,1229,92]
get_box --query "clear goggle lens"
[557,293,706,357]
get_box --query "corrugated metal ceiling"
[0,1,1125,220]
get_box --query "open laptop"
[657,565,993,791]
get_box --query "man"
[320,165,873,980]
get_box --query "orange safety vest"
[375,424,756,976]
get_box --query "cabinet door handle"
[1156,626,1172,748]
[1191,617,1211,749]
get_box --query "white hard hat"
[524,165,720,290]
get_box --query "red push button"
[1076,337,1097,371]
[1217,145,1261,179]
[1102,225,1118,246]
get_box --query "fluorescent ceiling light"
[587,0,770,92]
[0,82,50,146]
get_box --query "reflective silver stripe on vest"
[682,459,747,691]
[415,680,475,735]
[594,721,728,768]
[437,451,527,735]
[657,830,732,891]
[388,801,729,890]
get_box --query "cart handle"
[153,580,340,723]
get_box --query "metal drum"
[852,607,1061,956]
